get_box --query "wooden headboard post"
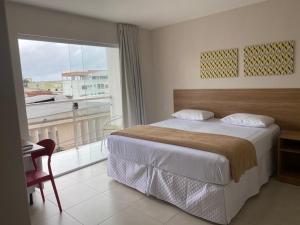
[174,89,300,130]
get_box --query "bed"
[107,89,300,224]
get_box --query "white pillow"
[221,113,275,128]
[172,109,214,121]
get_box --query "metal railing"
[26,96,122,152]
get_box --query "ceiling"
[9,0,268,29]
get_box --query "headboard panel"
[174,89,300,130]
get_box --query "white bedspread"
[107,118,280,185]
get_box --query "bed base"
[108,153,271,224]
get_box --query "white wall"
[0,2,31,224]
[148,0,300,122]
[5,2,152,136]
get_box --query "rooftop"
[62,70,108,77]
[26,95,111,124]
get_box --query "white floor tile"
[103,182,144,204]
[165,212,212,225]
[230,179,300,225]
[131,196,180,223]
[46,183,98,209]
[66,193,129,225]
[83,173,118,193]
[43,213,82,225]
[39,176,79,196]
[68,163,107,181]
[100,207,164,225]
[29,193,60,225]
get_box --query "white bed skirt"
[108,153,272,224]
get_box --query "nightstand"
[278,130,300,186]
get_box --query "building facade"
[62,70,109,99]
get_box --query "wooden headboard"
[174,89,300,130]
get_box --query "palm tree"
[23,78,30,87]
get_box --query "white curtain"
[117,24,146,127]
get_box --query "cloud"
[18,39,107,81]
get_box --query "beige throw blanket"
[111,125,257,182]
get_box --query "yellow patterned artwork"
[200,48,238,78]
[244,41,295,76]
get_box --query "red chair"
[26,139,62,212]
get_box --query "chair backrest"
[32,139,56,158]
[103,115,122,131]
[31,139,56,173]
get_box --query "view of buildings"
[62,70,109,98]
[23,69,110,99]
[23,79,63,97]
[24,70,112,151]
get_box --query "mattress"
[107,118,280,185]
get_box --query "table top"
[22,140,45,155]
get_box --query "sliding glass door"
[18,38,122,175]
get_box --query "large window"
[18,38,122,155]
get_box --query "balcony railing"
[26,96,121,152]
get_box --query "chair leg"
[38,183,45,202]
[50,178,62,212]
[29,193,33,205]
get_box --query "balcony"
[26,96,122,175]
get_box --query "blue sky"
[18,39,107,81]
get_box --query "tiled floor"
[30,161,300,225]
[43,141,108,176]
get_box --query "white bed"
[107,118,280,224]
